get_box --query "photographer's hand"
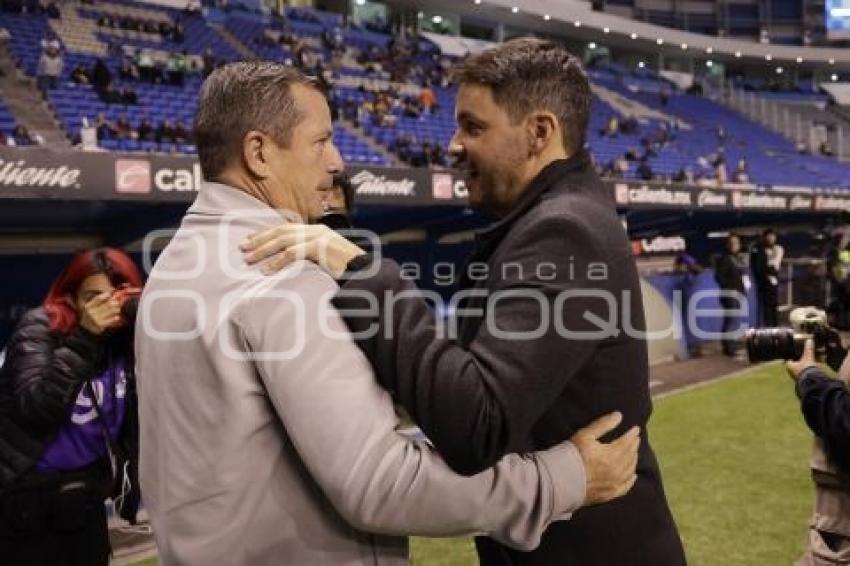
[80,292,123,335]
[786,339,817,382]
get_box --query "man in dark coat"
[714,233,748,356]
[750,228,783,327]
[242,38,686,565]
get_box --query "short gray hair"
[452,38,591,153]
[194,62,318,180]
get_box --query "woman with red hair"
[0,247,143,565]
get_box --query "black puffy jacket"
[0,307,114,486]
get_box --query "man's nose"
[448,130,463,158]
[328,142,344,174]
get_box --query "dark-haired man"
[244,38,686,564]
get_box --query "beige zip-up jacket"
[135,182,586,565]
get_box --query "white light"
[681,43,688,50]
[355,0,365,4]
[735,51,742,58]
[706,46,713,54]
[638,61,645,68]
[630,32,638,39]
[833,74,839,81]
[417,11,423,18]
[511,6,518,13]
[765,54,772,61]
[776,67,783,74]
[589,42,597,49]
[830,58,836,65]
[706,60,713,68]
[432,15,442,23]
[543,13,550,20]
[474,0,481,4]
[574,20,581,27]
[831,7,850,16]
[796,56,803,63]
[603,27,610,33]
[656,38,664,45]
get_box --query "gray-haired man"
[136,62,639,565]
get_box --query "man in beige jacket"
[135,62,639,565]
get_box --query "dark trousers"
[720,294,743,355]
[758,284,779,327]
[0,474,110,566]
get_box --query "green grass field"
[136,363,815,566]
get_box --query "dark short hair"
[451,37,591,153]
[194,62,318,180]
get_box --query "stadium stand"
[3,1,850,187]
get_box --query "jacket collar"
[188,181,273,217]
[477,149,591,243]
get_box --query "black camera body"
[746,307,848,372]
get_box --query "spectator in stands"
[166,51,186,86]
[155,119,175,143]
[36,45,62,93]
[711,151,728,186]
[202,47,216,78]
[97,81,122,104]
[169,20,185,43]
[403,98,421,118]
[430,144,448,168]
[118,56,139,81]
[40,30,60,52]
[341,98,357,122]
[94,113,114,140]
[114,114,134,140]
[0,248,143,565]
[12,125,34,146]
[96,14,114,27]
[620,115,638,134]
[91,58,111,92]
[732,158,749,183]
[137,49,156,83]
[70,63,90,85]
[121,85,138,105]
[393,133,414,163]
[418,85,436,113]
[137,116,154,142]
[821,140,835,157]
[172,120,189,144]
[602,115,619,138]
[673,166,694,184]
[714,233,748,357]
[637,158,654,181]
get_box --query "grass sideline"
[134,363,815,565]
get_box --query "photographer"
[787,339,850,564]
[0,248,142,565]
[788,340,850,473]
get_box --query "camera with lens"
[746,307,847,371]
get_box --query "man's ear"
[527,112,559,155]
[242,130,270,178]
